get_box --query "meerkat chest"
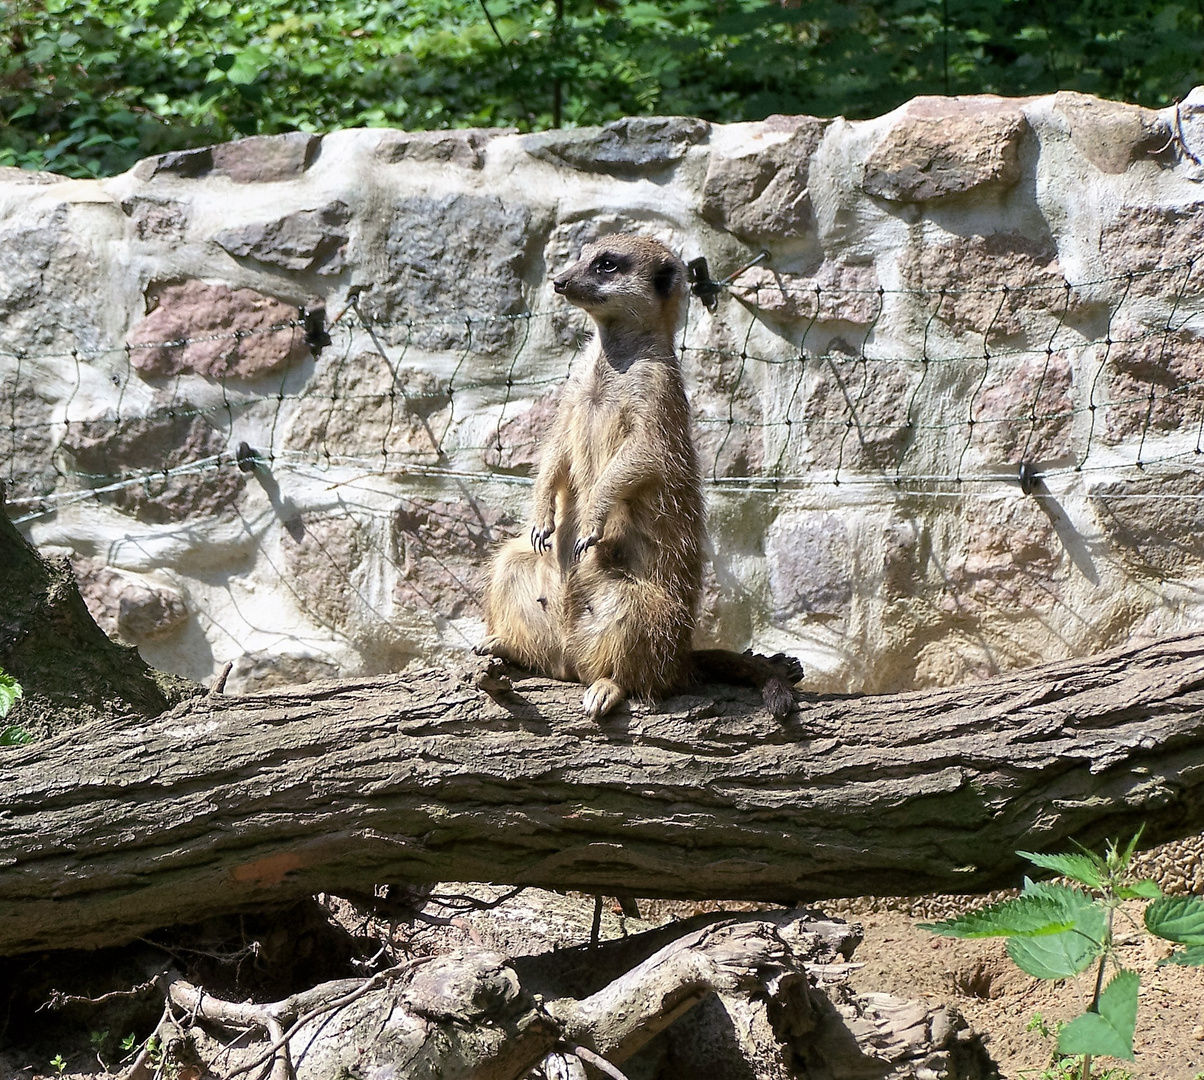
[565,371,637,487]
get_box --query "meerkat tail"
[688,649,803,718]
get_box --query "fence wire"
[3,254,1203,660]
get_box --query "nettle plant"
[0,668,31,746]
[920,834,1204,1078]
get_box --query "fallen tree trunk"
[2,634,1204,955]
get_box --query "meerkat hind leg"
[481,538,571,678]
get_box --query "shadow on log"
[2,630,1203,956]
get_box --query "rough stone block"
[730,261,881,328]
[765,512,852,621]
[1103,326,1204,444]
[941,498,1061,613]
[860,96,1031,202]
[60,412,246,523]
[358,194,533,353]
[701,115,828,240]
[1090,471,1204,578]
[375,129,503,170]
[483,389,560,472]
[803,351,918,472]
[285,356,449,463]
[3,379,56,509]
[1100,202,1204,299]
[72,558,188,643]
[214,201,350,274]
[523,116,709,175]
[133,132,321,184]
[1052,91,1170,174]
[127,280,310,380]
[898,232,1069,342]
[392,498,513,619]
[225,651,340,694]
[972,355,1074,463]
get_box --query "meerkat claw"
[573,534,598,561]
[531,522,555,554]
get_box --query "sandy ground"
[837,902,1204,1080]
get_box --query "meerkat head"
[553,234,688,338]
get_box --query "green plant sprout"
[1022,1013,1133,1080]
[920,832,1204,1080]
[0,668,31,746]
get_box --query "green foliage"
[2,0,1203,178]
[922,833,1204,1078]
[1004,882,1106,979]
[0,668,21,718]
[0,668,30,746]
[1057,970,1139,1060]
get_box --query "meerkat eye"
[593,255,619,274]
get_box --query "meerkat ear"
[652,260,680,300]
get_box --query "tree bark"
[0,487,196,737]
[2,634,1203,956]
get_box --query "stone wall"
[3,90,1204,695]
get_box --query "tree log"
[2,634,1204,956]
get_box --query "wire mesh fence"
[3,253,1203,675]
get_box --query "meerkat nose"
[553,277,569,294]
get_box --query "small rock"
[1052,91,1170,174]
[121,194,189,241]
[523,116,709,175]
[127,280,309,380]
[861,95,1031,202]
[765,512,852,621]
[375,129,503,170]
[214,201,350,275]
[701,114,828,240]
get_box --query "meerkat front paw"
[573,531,600,561]
[530,517,556,554]
[582,677,624,719]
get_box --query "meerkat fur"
[478,233,797,719]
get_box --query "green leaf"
[1057,969,1139,1060]
[1117,879,1162,900]
[0,726,34,747]
[0,671,23,719]
[1160,944,1204,967]
[1004,881,1106,979]
[1017,850,1105,890]
[1145,895,1204,945]
[919,893,1076,939]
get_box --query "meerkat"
[478,233,799,718]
